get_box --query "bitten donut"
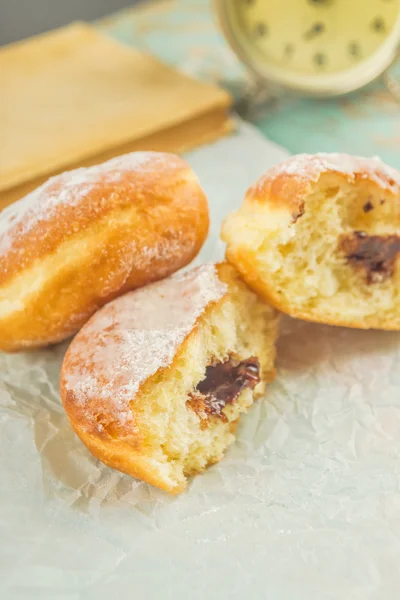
[222,153,400,330]
[60,263,279,493]
[0,152,209,351]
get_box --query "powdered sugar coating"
[252,153,400,196]
[0,151,181,256]
[62,264,227,433]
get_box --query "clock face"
[223,0,400,78]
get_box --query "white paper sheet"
[1,122,400,600]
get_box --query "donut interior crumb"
[223,174,400,328]
[130,265,278,492]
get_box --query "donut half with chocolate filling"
[222,153,400,330]
[60,263,279,493]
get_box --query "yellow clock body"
[214,0,400,96]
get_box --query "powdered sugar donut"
[222,153,400,330]
[60,263,279,493]
[0,151,209,351]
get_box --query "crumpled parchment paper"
[1,121,400,600]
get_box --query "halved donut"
[60,263,279,493]
[222,153,400,330]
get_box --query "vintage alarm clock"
[214,0,400,100]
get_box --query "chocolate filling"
[340,231,400,284]
[188,356,260,422]
[363,199,374,213]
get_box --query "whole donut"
[0,152,209,351]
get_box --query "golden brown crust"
[68,418,186,494]
[0,152,209,351]
[246,153,400,216]
[0,152,208,285]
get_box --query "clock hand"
[308,0,332,5]
[304,22,325,40]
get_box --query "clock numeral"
[371,17,386,32]
[304,22,325,40]
[348,42,361,58]
[254,22,268,37]
[284,43,294,58]
[314,52,327,68]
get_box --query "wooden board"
[0,21,232,205]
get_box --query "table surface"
[99,0,400,169]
